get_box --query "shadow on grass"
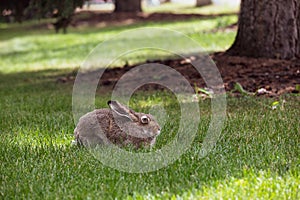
[0,68,75,96]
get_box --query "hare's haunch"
[74,101,161,148]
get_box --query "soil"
[58,52,300,97]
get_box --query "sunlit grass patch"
[0,15,237,73]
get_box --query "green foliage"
[295,84,300,92]
[0,0,84,22]
[29,0,85,19]
[232,82,255,96]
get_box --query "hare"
[74,100,161,149]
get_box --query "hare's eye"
[141,116,149,124]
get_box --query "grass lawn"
[1,5,299,199]
[0,14,237,73]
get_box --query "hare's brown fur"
[74,101,160,148]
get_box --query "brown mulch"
[212,53,300,96]
[58,53,300,97]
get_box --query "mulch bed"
[58,52,300,97]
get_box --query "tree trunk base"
[227,0,300,60]
[196,0,212,7]
[114,0,142,13]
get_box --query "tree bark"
[196,0,212,7]
[10,0,30,23]
[227,0,300,59]
[114,0,142,13]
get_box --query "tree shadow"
[0,68,75,95]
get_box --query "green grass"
[1,79,299,199]
[1,6,299,199]
[0,15,237,73]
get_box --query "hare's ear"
[108,101,138,121]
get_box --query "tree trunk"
[114,0,142,13]
[227,0,300,60]
[14,0,30,23]
[196,0,212,7]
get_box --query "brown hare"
[74,100,161,149]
